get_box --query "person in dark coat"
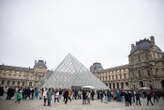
[91,90,95,100]
[153,91,159,104]
[100,91,104,102]
[82,90,87,104]
[146,90,154,106]
[63,89,69,104]
[124,91,129,106]
[135,91,141,106]
[107,90,112,102]
[6,87,12,100]
[128,91,132,106]
[0,86,4,96]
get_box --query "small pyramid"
[43,54,108,89]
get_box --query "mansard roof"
[34,60,47,67]
[0,65,33,72]
[97,64,129,73]
[130,39,161,55]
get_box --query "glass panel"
[43,54,108,89]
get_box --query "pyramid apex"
[67,53,72,56]
[66,53,75,59]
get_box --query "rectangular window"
[145,53,149,60]
[138,56,141,62]
[1,80,4,85]
[124,73,126,79]
[138,70,141,78]
[12,81,15,85]
[22,82,24,86]
[120,74,122,79]
[29,82,32,86]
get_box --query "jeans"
[82,99,86,104]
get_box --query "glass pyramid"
[43,54,108,89]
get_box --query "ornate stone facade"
[0,60,52,88]
[90,36,164,90]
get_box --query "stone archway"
[139,81,144,87]
[161,80,164,90]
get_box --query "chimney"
[150,36,155,45]
[131,44,135,49]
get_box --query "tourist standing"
[117,90,121,102]
[91,90,95,100]
[146,90,154,106]
[82,90,87,104]
[153,91,159,104]
[59,89,63,102]
[124,91,129,106]
[43,88,47,106]
[54,90,59,103]
[0,86,4,96]
[128,91,132,106]
[63,89,69,104]
[78,90,81,99]
[100,91,104,102]
[35,88,39,99]
[15,90,22,104]
[107,90,112,102]
[135,91,141,106]
[87,91,91,104]
[47,88,52,106]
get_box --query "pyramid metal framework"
[43,54,108,89]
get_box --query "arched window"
[125,82,129,86]
[139,81,144,87]
[7,81,10,85]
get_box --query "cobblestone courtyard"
[0,98,164,110]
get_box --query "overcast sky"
[0,0,164,70]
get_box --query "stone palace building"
[90,36,164,90]
[0,60,52,88]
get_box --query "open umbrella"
[138,87,150,90]
[82,85,95,89]
[124,86,130,91]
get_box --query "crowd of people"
[0,86,164,107]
